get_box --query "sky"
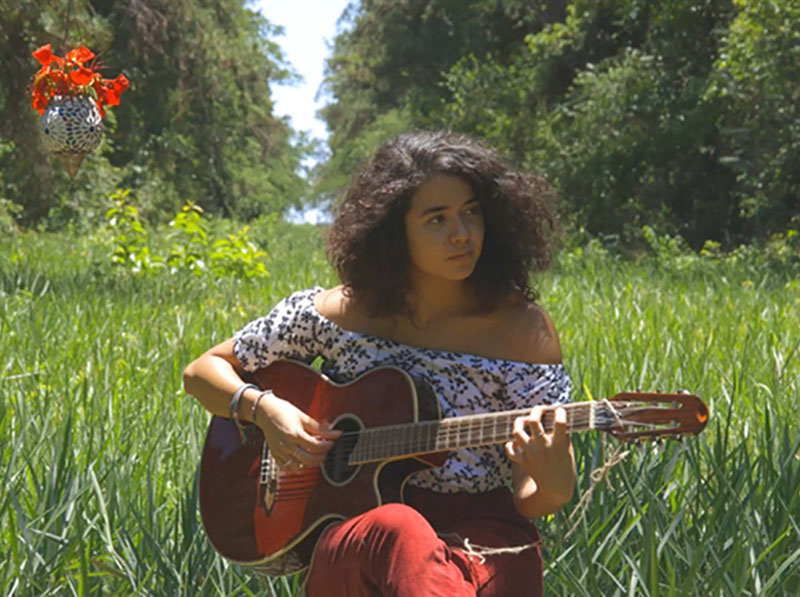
[254,0,352,144]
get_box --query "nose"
[448,215,470,244]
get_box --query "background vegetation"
[1,0,799,595]
[1,0,797,250]
[0,0,308,227]
[1,227,798,595]
[320,0,800,248]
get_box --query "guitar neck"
[350,402,608,464]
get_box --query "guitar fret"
[349,402,623,464]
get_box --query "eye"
[426,214,444,225]
[464,204,482,217]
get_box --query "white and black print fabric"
[234,287,572,494]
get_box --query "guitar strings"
[265,404,641,463]
[322,409,609,461]
[262,403,670,504]
[267,409,653,488]
[263,399,665,470]
[266,411,620,474]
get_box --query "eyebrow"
[419,197,479,217]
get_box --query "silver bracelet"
[230,383,260,441]
[251,390,274,425]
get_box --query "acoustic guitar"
[198,359,708,577]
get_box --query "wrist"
[249,389,275,425]
[229,382,260,440]
[237,387,273,423]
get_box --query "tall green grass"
[1,229,798,595]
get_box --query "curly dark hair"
[327,130,556,317]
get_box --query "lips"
[448,250,474,260]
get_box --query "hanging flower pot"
[30,44,129,178]
[40,95,104,177]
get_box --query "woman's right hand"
[255,391,342,472]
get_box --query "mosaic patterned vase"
[40,95,103,177]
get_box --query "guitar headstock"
[597,391,709,441]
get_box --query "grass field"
[1,226,798,596]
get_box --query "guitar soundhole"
[322,416,361,486]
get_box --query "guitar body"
[199,360,709,577]
[198,360,446,576]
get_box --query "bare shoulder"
[313,285,392,335]
[313,285,347,321]
[499,293,563,365]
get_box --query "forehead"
[408,175,476,213]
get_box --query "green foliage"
[314,106,414,198]
[0,0,307,228]
[0,139,20,234]
[167,201,210,275]
[443,0,739,247]
[105,191,269,279]
[641,224,694,267]
[322,0,799,248]
[209,226,269,280]
[2,229,799,595]
[708,0,800,238]
[106,188,164,273]
[617,224,799,272]
[318,0,554,192]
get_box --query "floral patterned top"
[233,287,572,494]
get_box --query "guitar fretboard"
[349,402,614,464]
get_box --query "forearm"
[182,339,261,420]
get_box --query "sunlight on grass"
[1,230,798,595]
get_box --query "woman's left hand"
[505,405,575,512]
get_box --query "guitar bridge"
[260,442,277,515]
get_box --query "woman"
[183,131,575,596]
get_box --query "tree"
[0,0,307,227]
[709,0,800,238]
[321,0,799,247]
[317,0,565,194]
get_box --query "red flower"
[107,74,130,102]
[30,44,129,117]
[32,44,58,67]
[69,65,95,86]
[65,46,96,65]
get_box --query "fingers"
[512,412,531,445]
[505,440,523,463]
[303,416,343,442]
[521,406,547,443]
[293,420,341,458]
[277,420,342,470]
[551,407,569,444]
[510,405,561,457]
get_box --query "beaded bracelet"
[250,389,274,425]
[230,383,260,442]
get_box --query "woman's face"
[404,174,485,283]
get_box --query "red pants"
[304,486,543,597]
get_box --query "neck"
[406,275,477,327]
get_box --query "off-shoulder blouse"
[233,287,571,494]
